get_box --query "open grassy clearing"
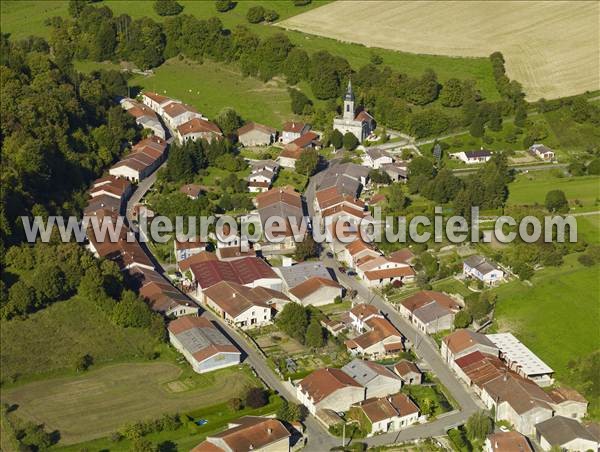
[280,1,599,101]
[0,296,157,385]
[507,172,600,211]
[576,213,600,245]
[492,254,600,415]
[130,58,297,128]
[1,362,258,445]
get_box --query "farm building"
[341,359,403,399]
[237,122,277,146]
[535,416,599,452]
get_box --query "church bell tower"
[343,79,355,120]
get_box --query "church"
[333,80,375,142]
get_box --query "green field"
[576,213,600,245]
[492,254,600,416]
[1,362,258,445]
[507,172,600,211]
[0,296,158,384]
[130,58,296,128]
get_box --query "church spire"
[344,78,355,102]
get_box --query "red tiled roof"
[364,266,416,281]
[299,368,362,403]
[190,257,277,289]
[178,251,218,272]
[401,291,460,312]
[164,101,198,118]
[282,121,306,133]
[237,121,276,136]
[143,91,171,104]
[289,277,341,300]
[177,117,222,136]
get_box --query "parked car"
[326,251,334,258]
[338,267,346,274]
[347,270,357,276]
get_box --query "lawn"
[507,172,600,211]
[1,362,259,445]
[130,58,297,128]
[0,296,158,385]
[492,254,600,416]
[576,213,600,245]
[431,277,473,299]
[401,383,454,418]
[273,168,309,192]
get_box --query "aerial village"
[74,78,600,452]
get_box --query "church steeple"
[343,78,355,119]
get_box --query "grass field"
[507,172,600,211]
[280,1,600,101]
[576,213,600,245]
[1,362,258,445]
[130,58,296,128]
[0,296,158,384]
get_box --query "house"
[529,143,555,160]
[168,316,241,374]
[278,131,320,169]
[451,149,493,164]
[138,277,200,317]
[179,184,203,200]
[487,333,554,386]
[362,148,393,169]
[202,281,289,329]
[453,351,507,394]
[315,186,366,214]
[316,163,370,198]
[549,387,588,421]
[333,80,375,142]
[190,257,282,295]
[173,237,207,262]
[345,317,404,358]
[393,360,422,385]
[349,303,383,332]
[296,367,364,415]
[255,186,305,251]
[388,248,416,265]
[351,393,419,436]
[535,416,599,452]
[381,162,408,183]
[441,329,500,365]
[141,91,176,116]
[237,122,277,146]
[321,318,346,337]
[193,416,290,452]
[357,256,416,288]
[342,359,403,399]
[109,136,167,182]
[276,262,339,300]
[216,246,257,262]
[463,255,504,285]
[399,291,461,334]
[121,98,166,139]
[480,373,554,435]
[176,117,222,144]
[289,277,343,307]
[484,431,533,452]
[162,101,204,129]
[280,121,310,144]
[340,239,381,268]
[247,161,279,193]
[89,175,132,203]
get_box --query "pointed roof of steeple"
[344,78,355,102]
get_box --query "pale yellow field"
[279,1,600,100]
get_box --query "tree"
[331,129,343,149]
[514,105,527,127]
[454,310,472,328]
[369,169,391,185]
[247,6,265,23]
[32,264,67,303]
[215,107,243,137]
[343,132,359,151]
[440,78,464,107]
[283,48,309,85]
[587,158,600,175]
[305,318,325,349]
[545,189,568,213]
[215,0,234,12]
[295,148,319,176]
[388,183,407,211]
[74,354,94,372]
[276,303,309,343]
[245,387,268,408]
[408,157,435,179]
[288,88,312,115]
[294,235,319,261]
[469,114,485,138]
[229,397,243,411]
[488,107,503,131]
[465,411,493,441]
[513,262,534,281]
[264,10,279,22]
[112,291,154,328]
[154,0,183,16]
[68,0,87,17]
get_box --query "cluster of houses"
[108,135,168,183]
[362,147,409,183]
[296,355,424,436]
[441,329,598,451]
[247,159,280,193]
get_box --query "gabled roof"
[180,184,203,198]
[143,91,172,105]
[178,251,218,272]
[394,360,421,378]
[342,359,400,386]
[487,333,553,376]
[203,281,287,318]
[364,266,416,281]
[190,257,278,289]
[237,121,276,136]
[299,368,362,403]
[388,248,416,264]
[354,393,419,423]
[163,101,199,118]
[483,374,554,415]
[347,317,403,351]
[535,415,598,446]
[401,291,460,318]
[282,121,307,133]
[289,277,341,300]
[549,387,588,405]
[464,254,500,275]
[346,239,379,257]
[276,261,333,288]
[177,117,222,136]
[350,303,380,319]
[443,329,498,355]
[194,416,290,452]
[486,431,533,452]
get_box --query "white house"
[345,317,404,358]
[162,101,205,129]
[349,303,383,332]
[176,117,223,144]
[141,91,176,116]
[297,368,365,415]
[280,121,310,144]
[342,359,403,399]
[362,148,393,169]
[463,255,504,285]
[529,143,555,160]
[451,150,492,164]
[535,416,599,452]
[168,316,241,374]
[357,256,416,288]
[289,277,343,307]
[399,291,461,334]
[351,393,420,437]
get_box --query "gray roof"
[413,302,454,324]
[258,202,304,227]
[366,148,391,160]
[464,255,499,275]
[536,416,598,446]
[317,163,370,197]
[464,150,492,158]
[342,359,399,386]
[381,163,408,177]
[250,160,279,171]
[275,261,333,289]
[175,324,234,355]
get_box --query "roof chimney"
[267,427,273,434]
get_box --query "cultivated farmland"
[279,1,600,100]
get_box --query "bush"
[578,254,596,267]
[264,9,279,22]
[229,397,243,411]
[293,0,311,5]
[215,0,234,12]
[245,387,268,408]
[343,132,359,150]
[74,353,94,372]
[154,0,183,16]
[247,6,265,23]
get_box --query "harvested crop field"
[279,1,600,100]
